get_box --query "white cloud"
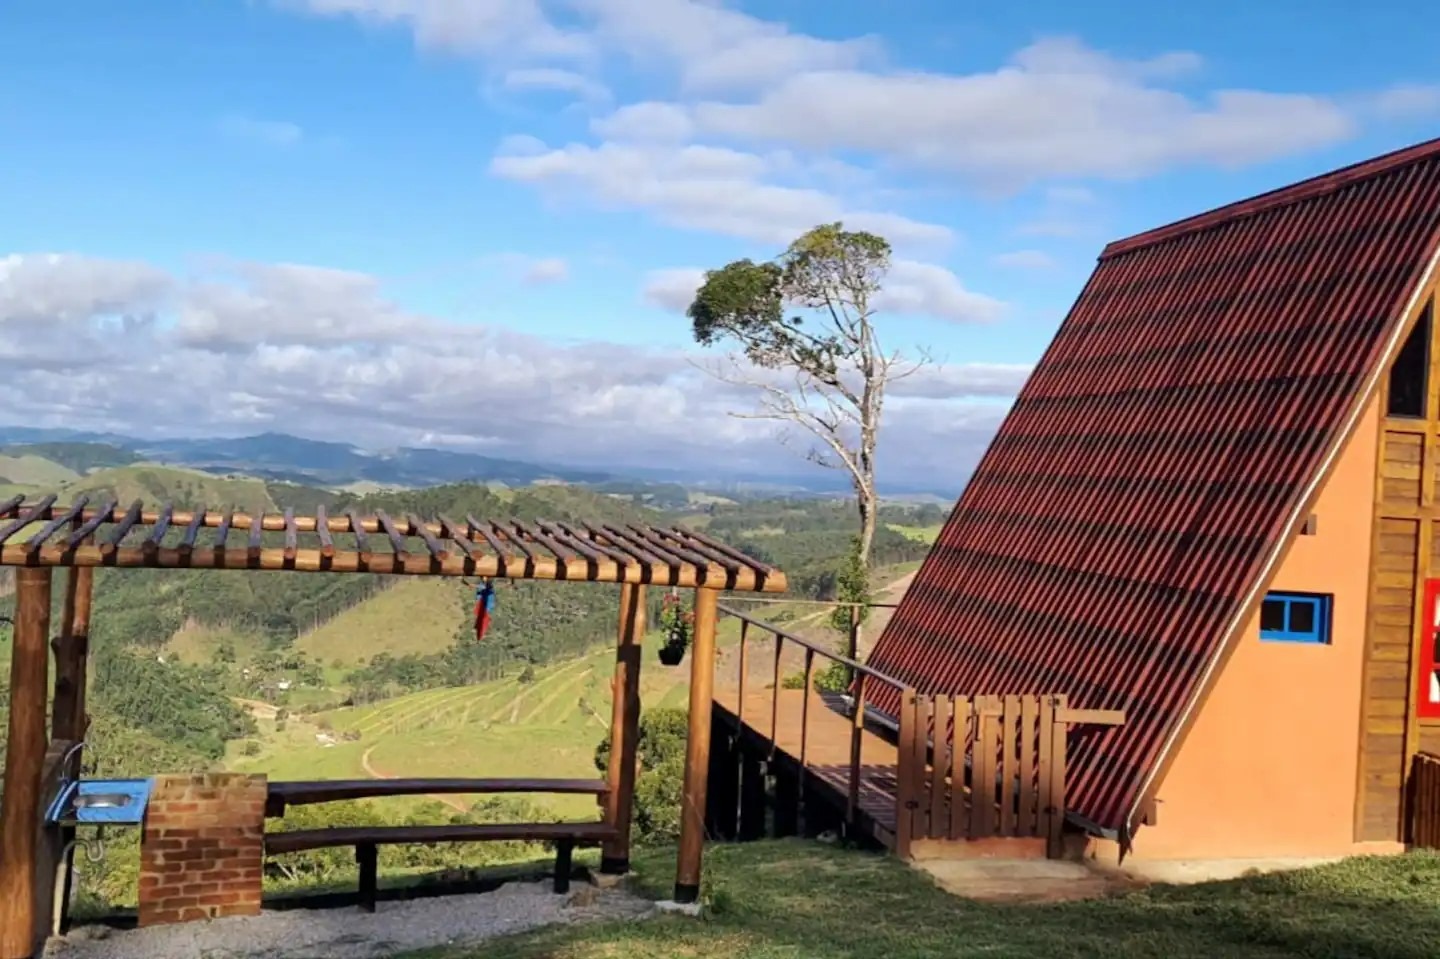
[876,260,1006,324]
[487,252,571,286]
[889,362,1032,399]
[521,256,569,285]
[0,253,170,326]
[501,67,610,104]
[489,139,953,246]
[0,252,1013,489]
[287,0,876,93]
[686,37,1362,188]
[288,0,590,62]
[590,101,694,142]
[216,115,304,147]
[991,250,1056,270]
[1367,83,1440,120]
[176,262,434,352]
[641,267,704,312]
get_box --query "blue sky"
[1,1,1438,489]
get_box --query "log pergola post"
[52,565,94,742]
[601,582,646,874]
[674,584,720,904]
[48,563,94,940]
[0,567,54,959]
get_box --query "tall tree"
[687,222,929,580]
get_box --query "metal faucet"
[59,741,88,776]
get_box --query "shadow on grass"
[405,840,1440,959]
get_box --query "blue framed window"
[1259,592,1332,644]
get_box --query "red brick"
[140,773,267,928]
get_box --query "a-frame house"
[868,135,1440,865]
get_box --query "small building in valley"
[866,136,1440,871]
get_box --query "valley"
[0,441,940,912]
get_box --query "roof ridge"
[1102,135,1440,259]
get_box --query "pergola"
[0,495,786,957]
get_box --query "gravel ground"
[44,881,656,959]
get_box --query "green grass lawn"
[400,840,1440,959]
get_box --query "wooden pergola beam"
[0,497,787,593]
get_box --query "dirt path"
[360,744,470,813]
[232,697,280,720]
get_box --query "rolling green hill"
[297,578,467,666]
[60,464,277,513]
[0,453,79,488]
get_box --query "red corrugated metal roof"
[866,136,1440,837]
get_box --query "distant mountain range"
[0,426,960,501]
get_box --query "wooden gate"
[894,692,1123,858]
[1410,752,1440,848]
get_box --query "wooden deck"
[713,685,902,844]
[709,607,1125,861]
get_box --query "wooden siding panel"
[1359,509,1418,841]
[1419,724,1440,757]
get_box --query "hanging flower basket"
[656,592,694,666]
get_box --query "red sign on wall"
[1418,580,1440,720]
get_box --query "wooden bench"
[263,778,614,910]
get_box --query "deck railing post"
[895,687,917,859]
[0,567,54,959]
[800,649,814,770]
[769,632,782,759]
[846,605,860,686]
[737,620,749,722]
[847,673,867,824]
[1046,694,1068,858]
[673,585,720,905]
[602,582,645,875]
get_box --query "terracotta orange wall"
[1126,396,1386,860]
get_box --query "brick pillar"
[138,773,266,926]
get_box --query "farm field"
[223,572,889,821]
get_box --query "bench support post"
[356,843,378,914]
[674,585,719,904]
[602,582,645,875]
[554,841,574,894]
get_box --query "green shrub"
[593,706,688,845]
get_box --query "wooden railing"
[718,603,910,824]
[715,605,1124,858]
[896,693,1120,857]
[1410,751,1440,848]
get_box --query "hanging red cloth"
[473,579,496,641]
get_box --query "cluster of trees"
[700,498,938,599]
[88,567,391,649]
[90,644,256,760]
